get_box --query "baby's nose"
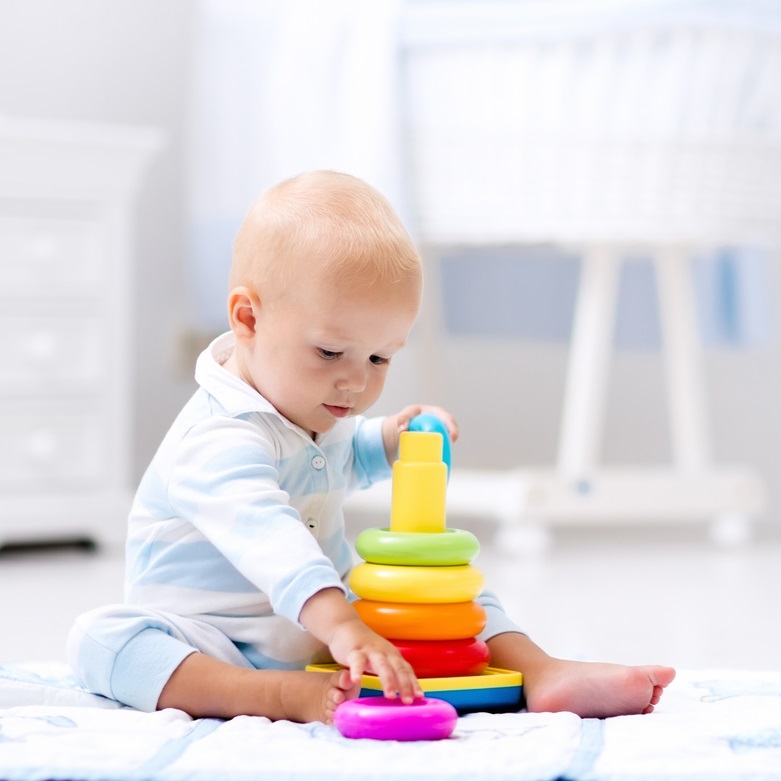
[337,365,367,392]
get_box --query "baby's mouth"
[324,404,352,418]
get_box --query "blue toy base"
[306,665,523,714]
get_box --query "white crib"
[364,2,781,546]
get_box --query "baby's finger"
[347,651,369,684]
[368,653,400,699]
[396,405,423,433]
[393,660,423,704]
[427,407,459,442]
[376,653,422,704]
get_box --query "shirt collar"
[194,331,279,418]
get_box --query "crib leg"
[655,246,711,470]
[556,244,620,477]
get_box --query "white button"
[306,518,318,531]
[311,455,325,470]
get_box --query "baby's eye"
[370,355,390,366]
[317,348,341,360]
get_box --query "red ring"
[385,638,490,678]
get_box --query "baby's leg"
[488,632,676,718]
[68,605,202,712]
[69,605,359,721]
[158,652,360,722]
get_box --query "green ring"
[355,527,480,566]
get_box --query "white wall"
[2,0,779,527]
[0,0,198,478]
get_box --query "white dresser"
[0,117,162,549]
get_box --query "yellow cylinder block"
[390,431,447,533]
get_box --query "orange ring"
[354,600,487,641]
[385,638,490,678]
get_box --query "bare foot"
[525,659,676,718]
[316,668,362,724]
[257,667,362,724]
[157,653,361,723]
[487,632,676,719]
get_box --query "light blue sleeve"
[350,415,393,491]
[477,590,526,641]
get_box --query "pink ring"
[334,696,458,741]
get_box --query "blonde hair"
[230,171,421,297]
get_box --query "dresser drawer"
[0,215,104,297]
[0,315,106,394]
[0,408,108,491]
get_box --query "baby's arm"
[299,587,422,704]
[380,405,459,464]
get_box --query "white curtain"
[185,0,404,329]
[185,0,778,345]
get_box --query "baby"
[68,171,674,723]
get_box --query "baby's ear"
[227,286,259,341]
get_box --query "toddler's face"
[244,271,420,437]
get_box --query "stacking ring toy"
[349,563,484,603]
[354,600,487,640]
[355,527,479,566]
[334,696,457,741]
[409,413,451,477]
[388,638,490,678]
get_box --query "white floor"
[1,519,779,674]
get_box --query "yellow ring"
[353,600,487,640]
[349,563,484,603]
[355,527,479,566]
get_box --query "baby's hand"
[395,404,458,442]
[329,619,422,703]
[382,405,459,464]
[300,588,421,702]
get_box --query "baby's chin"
[309,408,363,437]
[304,414,340,438]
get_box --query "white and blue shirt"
[124,332,392,663]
